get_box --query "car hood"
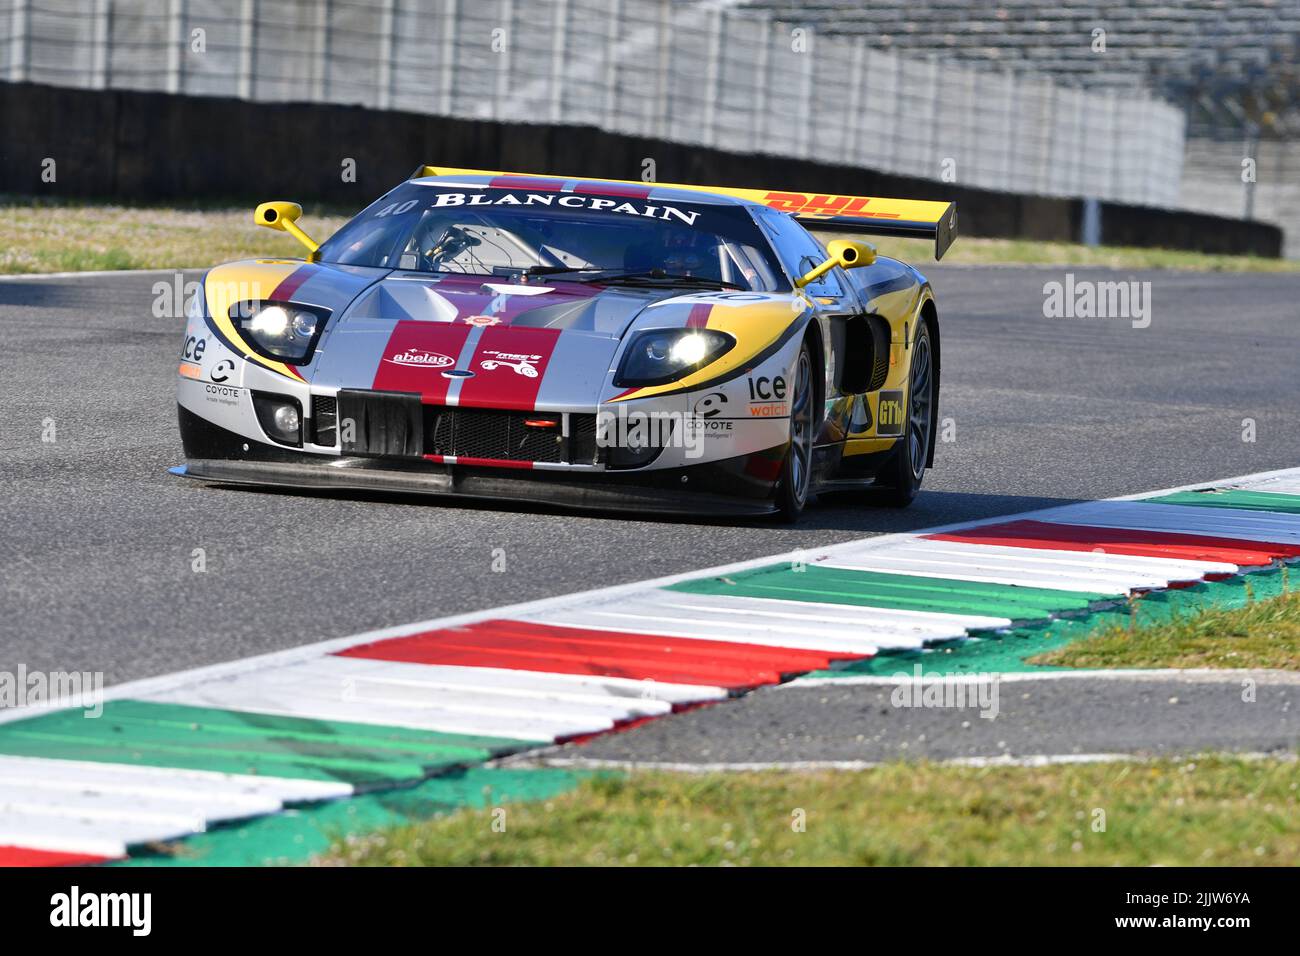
[204,263,800,411]
[311,273,683,410]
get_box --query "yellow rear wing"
[410,166,958,260]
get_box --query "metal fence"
[1181,136,1300,257]
[1,0,1186,207]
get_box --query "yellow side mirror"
[254,201,320,257]
[795,239,877,288]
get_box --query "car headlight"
[614,328,735,387]
[230,300,330,364]
[251,392,303,447]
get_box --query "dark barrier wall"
[0,81,1283,257]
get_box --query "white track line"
[493,751,1296,773]
[0,267,201,282]
[789,668,1300,687]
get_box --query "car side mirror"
[254,201,320,259]
[795,239,876,288]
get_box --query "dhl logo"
[762,192,902,219]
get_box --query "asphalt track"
[2,264,1298,716]
[527,671,1300,767]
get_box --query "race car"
[174,165,956,520]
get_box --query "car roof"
[409,173,763,210]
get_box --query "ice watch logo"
[747,375,786,402]
[877,390,905,436]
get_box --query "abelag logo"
[384,348,455,368]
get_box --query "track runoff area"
[4,466,1300,866]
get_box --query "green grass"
[0,197,1293,274]
[845,234,1300,271]
[0,196,350,274]
[1030,582,1300,671]
[322,757,1300,866]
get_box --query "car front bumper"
[176,405,786,516]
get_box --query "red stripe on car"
[574,182,653,199]
[455,326,562,411]
[270,264,314,302]
[488,176,565,191]
[424,454,533,470]
[371,320,474,402]
[685,303,712,328]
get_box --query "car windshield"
[315,184,788,291]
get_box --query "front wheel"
[876,320,935,507]
[775,342,815,522]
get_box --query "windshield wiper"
[521,265,605,277]
[577,270,744,290]
[518,266,743,290]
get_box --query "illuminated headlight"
[231,300,329,364]
[614,329,735,387]
[251,392,303,447]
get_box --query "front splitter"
[174,458,779,517]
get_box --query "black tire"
[775,341,816,522]
[876,320,935,507]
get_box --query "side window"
[756,209,845,298]
[719,240,780,291]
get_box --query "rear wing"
[410,166,958,260]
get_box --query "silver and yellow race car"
[174,166,956,520]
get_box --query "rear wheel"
[876,320,934,507]
[775,342,815,522]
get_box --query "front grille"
[311,395,337,446]
[338,390,423,457]
[569,413,599,465]
[335,390,596,465]
[428,407,566,463]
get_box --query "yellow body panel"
[610,299,807,402]
[843,437,897,457]
[840,283,934,450]
[203,260,306,381]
